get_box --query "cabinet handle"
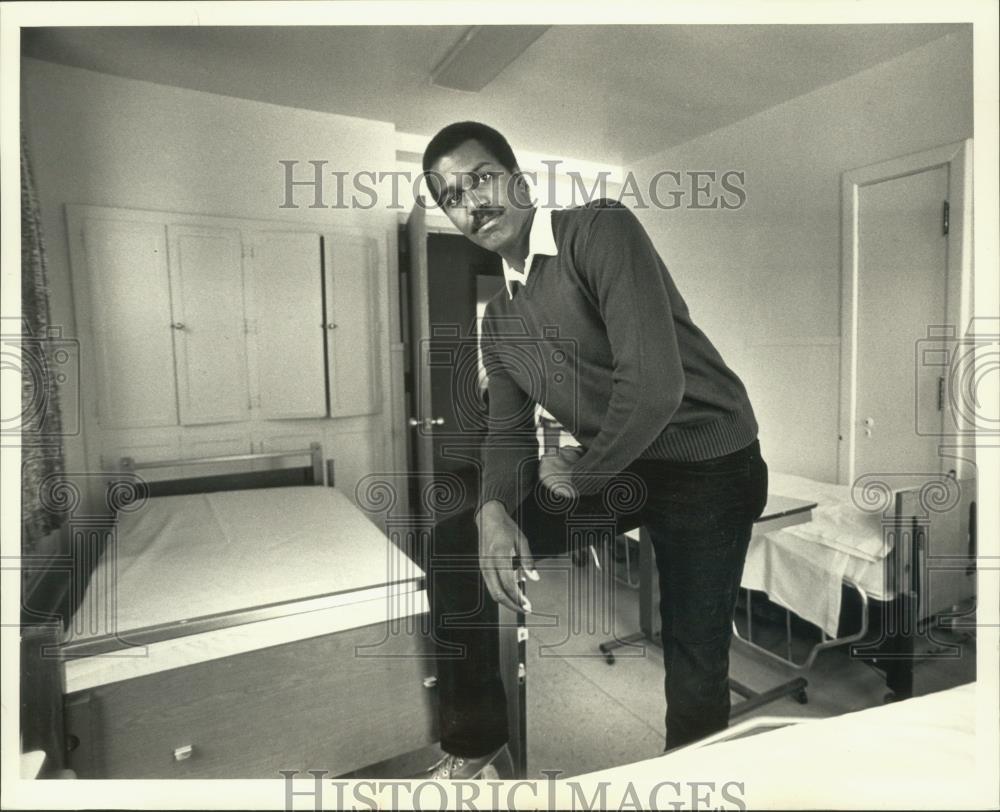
[173,744,194,762]
[326,322,338,330]
[171,322,186,330]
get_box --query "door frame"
[838,139,973,485]
[401,202,465,478]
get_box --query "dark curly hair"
[422,121,520,204]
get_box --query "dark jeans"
[425,439,768,757]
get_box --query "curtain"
[20,129,65,550]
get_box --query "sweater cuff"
[569,466,613,497]
[477,483,519,517]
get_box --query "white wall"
[629,30,973,481]
[21,58,403,504]
[24,29,975,490]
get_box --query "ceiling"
[22,24,960,166]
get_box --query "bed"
[737,471,977,698]
[22,444,437,779]
[567,682,987,809]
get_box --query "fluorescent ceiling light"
[431,26,550,92]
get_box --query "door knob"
[408,417,445,429]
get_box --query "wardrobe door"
[166,225,250,425]
[244,232,327,420]
[79,217,178,429]
[324,235,381,418]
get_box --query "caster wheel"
[884,691,898,704]
[795,689,808,704]
[605,654,615,665]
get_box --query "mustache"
[472,207,504,233]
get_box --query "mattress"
[567,683,984,809]
[62,486,427,690]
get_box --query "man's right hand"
[475,500,539,614]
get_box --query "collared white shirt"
[501,204,559,299]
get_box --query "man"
[420,121,767,779]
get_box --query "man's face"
[429,139,534,255]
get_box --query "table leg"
[598,528,656,662]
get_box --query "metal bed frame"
[733,580,872,672]
[732,478,977,702]
[119,442,326,496]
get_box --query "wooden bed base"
[63,618,436,779]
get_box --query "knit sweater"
[479,199,758,511]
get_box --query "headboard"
[894,475,977,622]
[118,442,327,498]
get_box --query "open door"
[403,199,527,777]
[404,199,501,517]
[405,198,436,484]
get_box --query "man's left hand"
[539,446,583,499]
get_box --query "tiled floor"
[348,547,976,780]
[520,551,976,779]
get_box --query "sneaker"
[426,745,514,780]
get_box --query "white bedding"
[765,472,890,561]
[741,472,892,637]
[569,683,985,809]
[65,486,424,642]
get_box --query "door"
[245,231,326,420]
[854,166,949,479]
[405,201,502,516]
[80,218,177,429]
[324,234,381,418]
[166,225,250,425]
[404,201,523,776]
[405,201,435,484]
